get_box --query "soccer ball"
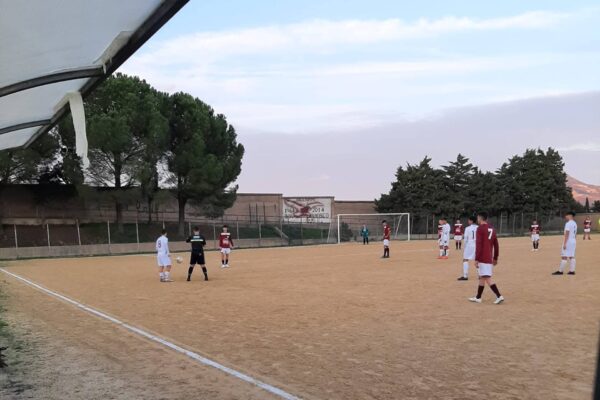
[176,256,183,264]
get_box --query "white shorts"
[438,238,449,247]
[454,235,463,241]
[584,228,591,233]
[157,254,171,267]
[561,241,576,258]
[220,248,232,255]
[383,239,390,247]
[531,234,540,242]
[477,262,493,277]
[463,245,475,261]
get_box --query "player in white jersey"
[156,229,173,282]
[457,215,477,281]
[552,211,577,276]
[437,218,451,259]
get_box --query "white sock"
[559,260,567,272]
[160,272,165,280]
[165,271,170,280]
[463,262,469,277]
[569,259,576,272]
[446,249,450,256]
[439,249,444,256]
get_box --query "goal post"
[333,213,411,244]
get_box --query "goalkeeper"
[360,225,370,245]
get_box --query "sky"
[120,0,600,199]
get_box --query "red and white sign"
[282,197,332,223]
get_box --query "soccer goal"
[330,213,411,244]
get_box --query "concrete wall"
[333,200,376,215]
[0,185,377,225]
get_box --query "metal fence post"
[107,220,111,253]
[300,219,304,245]
[213,222,217,249]
[135,219,140,252]
[258,222,262,247]
[13,224,18,258]
[76,219,82,246]
[46,223,51,249]
[236,219,239,241]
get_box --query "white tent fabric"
[0,0,187,154]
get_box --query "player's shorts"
[438,238,449,247]
[584,228,591,233]
[561,241,576,258]
[190,251,205,265]
[531,234,540,241]
[157,254,172,267]
[463,245,475,261]
[477,262,493,277]
[220,247,232,255]
[454,235,463,241]
[383,239,390,247]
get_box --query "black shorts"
[190,252,205,265]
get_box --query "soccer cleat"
[468,297,482,303]
[552,271,563,275]
[494,296,505,305]
[163,278,174,282]
[441,256,449,260]
[567,271,575,275]
[457,276,468,281]
[187,277,191,282]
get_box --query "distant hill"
[567,175,600,204]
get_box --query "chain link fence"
[0,210,583,259]
[0,214,333,259]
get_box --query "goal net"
[329,213,411,244]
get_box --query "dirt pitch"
[1,235,598,400]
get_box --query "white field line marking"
[0,268,301,400]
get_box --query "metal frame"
[336,213,411,244]
[0,119,51,136]
[9,0,189,148]
[0,67,104,98]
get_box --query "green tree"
[584,197,590,212]
[0,132,59,184]
[442,153,476,217]
[496,148,574,214]
[376,156,446,215]
[58,73,168,228]
[165,93,244,235]
[592,200,600,212]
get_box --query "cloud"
[127,10,571,69]
[557,142,600,152]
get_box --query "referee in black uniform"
[186,226,208,281]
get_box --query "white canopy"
[0,0,187,155]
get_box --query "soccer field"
[1,235,598,400]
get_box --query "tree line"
[375,149,589,218]
[0,74,244,235]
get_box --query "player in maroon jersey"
[219,225,234,268]
[381,220,391,258]
[583,216,592,240]
[529,220,541,251]
[468,211,504,304]
[453,219,464,250]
